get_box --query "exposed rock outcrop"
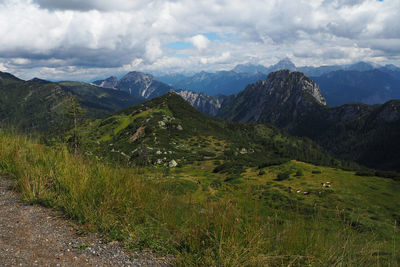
[175,90,224,116]
[92,76,118,89]
[218,70,327,127]
[94,72,173,99]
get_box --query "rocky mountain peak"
[174,90,223,116]
[265,70,327,106]
[218,69,327,126]
[122,71,153,81]
[94,71,172,99]
[92,76,118,89]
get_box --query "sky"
[0,0,399,81]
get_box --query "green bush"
[212,162,244,174]
[374,170,400,180]
[355,170,375,177]
[275,171,291,181]
[295,170,304,176]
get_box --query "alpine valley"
[1,61,400,266]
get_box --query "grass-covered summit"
[78,92,353,171]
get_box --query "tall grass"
[0,130,397,266]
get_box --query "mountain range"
[91,59,400,114]
[312,70,400,106]
[156,59,400,106]
[93,71,173,99]
[218,70,400,171]
[2,64,400,172]
[158,71,266,96]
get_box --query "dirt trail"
[0,178,171,267]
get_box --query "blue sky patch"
[165,42,192,50]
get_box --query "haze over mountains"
[91,59,400,117]
[156,59,400,106]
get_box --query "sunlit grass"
[0,130,398,266]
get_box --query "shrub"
[212,162,244,174]
[375,170,400,181]
[355,170,375,177]
[295,170,304,176]
[258,158,289,169]
[275,171,291,181]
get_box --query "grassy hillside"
[0,77,69,132]
[76,92,357,172]
[58,81,144,118]
[0,130,398,266]
[0,72,144,133]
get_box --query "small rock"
[169,160,178,168]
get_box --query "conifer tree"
[66,95,85,155]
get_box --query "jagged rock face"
[219,70,327,127]
[175,90,223,116]
[92,76,118,89]
[117,72,172,99]
[94,72,173,99]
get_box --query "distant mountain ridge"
[218,70,327,127]
[233,58,297,74]
[93,72,173,99]
[93,72,230,116]
[312,69,400,106]
[157,59,400,104]
[158,71,266,96]
[218,69,400,171]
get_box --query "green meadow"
[0,130,398,266]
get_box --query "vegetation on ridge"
[74,92,359,173]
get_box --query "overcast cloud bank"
[0,0,398,80]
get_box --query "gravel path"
[0,177,172,267]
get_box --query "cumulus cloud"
[0,0,399,80]
[200,51,231,64]
[145,38,163,62]
[190,35,210,51]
